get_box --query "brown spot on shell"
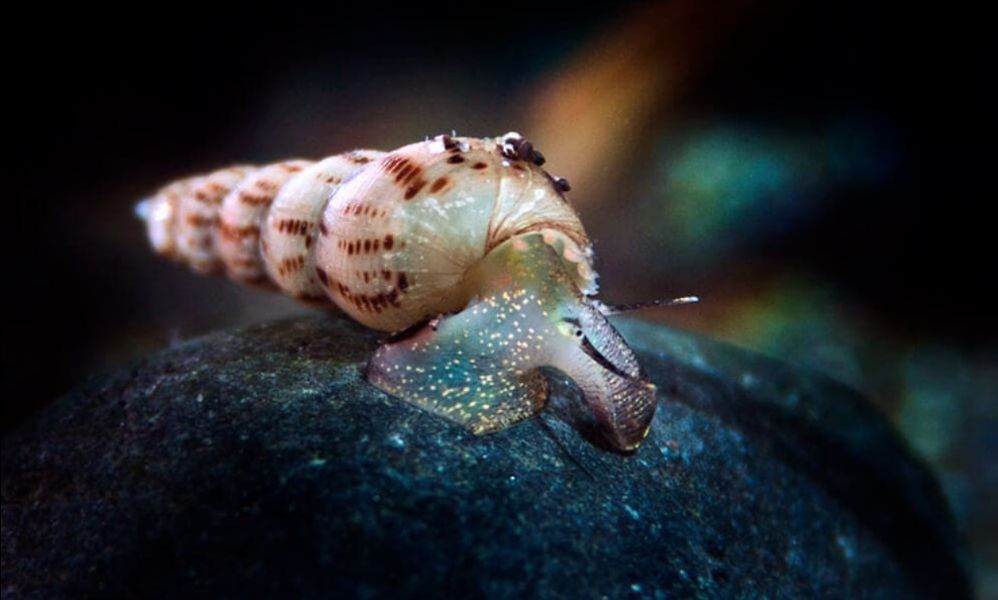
[401,167,422,186]
[383,234,394,250]
[447,155,465,164]
[206,182,229,196]
[472,162,488,170]
[396,163,414,181]
[319,222,329,236]
[239,190,273,206]
[316,267,329,286]
[255,178,279,192]
[185,214,218,228]
[277,255,306,276]
[277,219,311,236]
[430,177,448,193]
[397,272,409,292]
[219,223,260,241]
[348,151,373,165]
[383,155,424,187]
[404,179,427,200]
[382,154,408,175]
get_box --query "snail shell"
[137,133,655,451]
[315,135,596,331]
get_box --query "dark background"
[6,1,994,593]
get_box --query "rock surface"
[1,315,970,598]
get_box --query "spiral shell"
[139,134,594,330]
[138,133,657,452]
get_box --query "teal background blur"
[7,2,994,594]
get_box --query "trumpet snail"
[136,133,695,451]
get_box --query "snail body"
[138,133,656,451]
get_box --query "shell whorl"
[138,133,595,331]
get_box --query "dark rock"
[1,315,970,599]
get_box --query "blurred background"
[7,1,994,594]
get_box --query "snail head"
[366,231,693,451]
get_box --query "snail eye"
[559,318,585,340]
[562,318,633,380]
